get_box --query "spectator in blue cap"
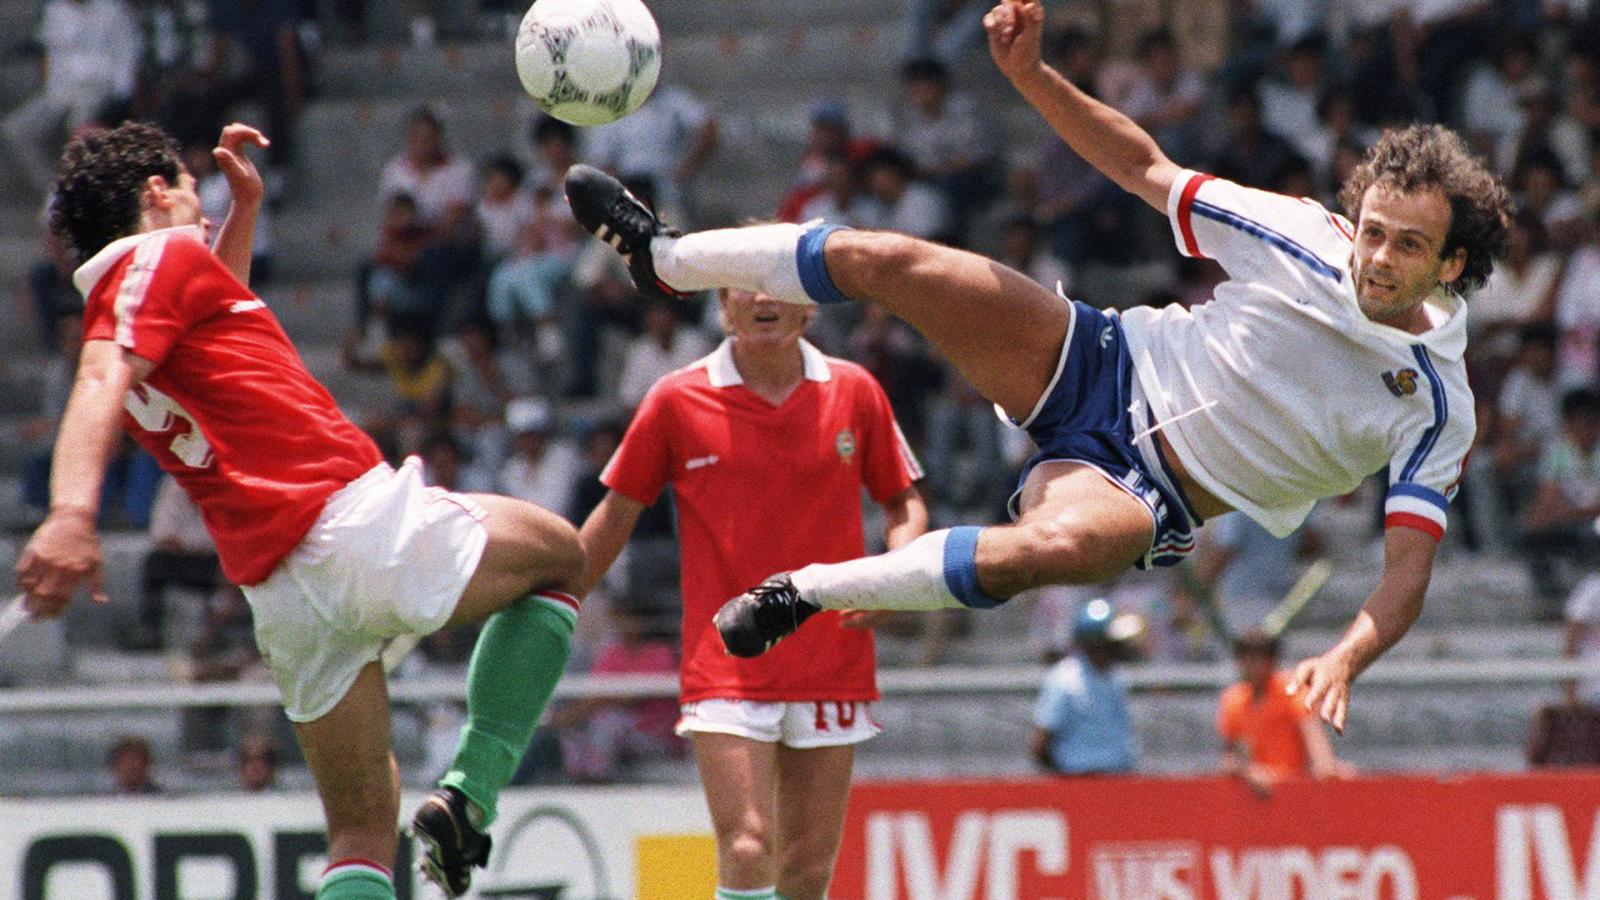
[1028,598,1141,775]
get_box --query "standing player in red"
[13,121,583,900]
[578,288,927,900]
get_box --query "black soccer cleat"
[714,573,822,658]
[563,163,689,301]
[411,786,492,898]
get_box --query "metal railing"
[1,657,1595,714]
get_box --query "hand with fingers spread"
[213,123,271,207]
[14,509,108,620]
[1287,650,1354,733]
[983,0,1046,83]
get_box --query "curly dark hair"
[1338,124,1512,293]
[49,121,183,264]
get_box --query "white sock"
[791,529,970,611]
[652,224,814,304]
[714,887,777,900]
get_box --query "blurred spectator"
[1118,28,1206,165]
[420,429,492,493]
[566,176,659,398]
[846,304,942,444]
[552,603,683,782]
[485,212,571,351]
[583,83,717,226]
[1501,79,1590,193]
[1028,599,1139,775]
[860,147,953,243]
[1515,153,1586,251]
[189,585,261,683]
[1562,575,1600,707]
[1194,511,1322,639]
[777,101,880,222]
[354,192,431,334]
[1493,324,1564,511]
[0,0,141,195]
[896,57,1001,243]
[123,477,221,652]
[498,397,584,517]
[235,734,280,792]
[795,153,888,230]
[1471,214,1562,353]
[477,155,535,265]
[1520,388,1600,607]
[343,316,454,440]
[21,303,83,516]
[566,418,627,524]
[1208,90,1298,191]
[187,142,275,284]
[1528,575,1600,765]
[185,584,265,753]
[903,0,987,65]
[106,735,164,795]
[373,106,482,329]
[204,0,306,171]
[1218,631,1351,796]
[1551,212,1600,384]
[1401,0,1495,126]
[131,0,209,119]
[1303,90,1377,198]
[995,216,1070,293]
[1459,31,1538,159]
[26,230,80,352]
[618,298,714,410]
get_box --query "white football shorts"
[243,457,488,722]
[676,698,881,748]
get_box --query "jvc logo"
[1498,805,1600,900]
[865,809,1068,899]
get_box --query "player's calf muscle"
[825,230,921,302]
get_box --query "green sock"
[316,864,394,900]
[439,590,576,826]
[714,888,777,900]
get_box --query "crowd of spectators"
[13,0,1600,786]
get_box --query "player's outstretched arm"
[1288,526,1435,732]
[985,0,1180,211]
[576,490,647,597]
[211,123,270,286]
[14,342,152,618]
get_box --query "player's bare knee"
[1021,519,1110,587]
[833,230,923,297]
[720,825,775,870]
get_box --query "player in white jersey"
[563,0,1512,733]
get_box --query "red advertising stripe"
[833,773,1600,899]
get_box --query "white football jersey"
[1119,170,1474,540]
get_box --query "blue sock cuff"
[941,526,1005,609]
[795,223,855,304]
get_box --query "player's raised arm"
[1288,526,1435,732]
[211,123,270,286]
[985,0,1180,211]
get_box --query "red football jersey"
[77,226,383,585]
[601,340,922,702]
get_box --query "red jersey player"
[13,122,583,900]
[579,288,927,900]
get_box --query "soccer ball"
[514,0,662,127]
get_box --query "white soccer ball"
[514,0,662,127]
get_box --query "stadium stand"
[0,0,1590,796]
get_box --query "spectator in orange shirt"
[1218,630,1352,795]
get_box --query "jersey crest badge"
[1382,368,1419,397]
[835,428,857,462]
